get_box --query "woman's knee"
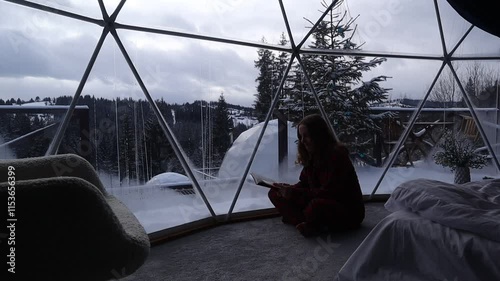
[268,189,282,205]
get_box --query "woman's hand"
[273,182,291,188]
[273,183,292,199]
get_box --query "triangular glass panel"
[350,0,442,55]
[451,60,500,180]
[452,26,500,58]
[117,28,267,218]
[281,0,325,48]
[374,59,498,194]
[438,0,476,56]
[116,0,289,48]
[0,3,101,160]
[289,0,443,56]
[232,61,307,214]
[62,32,214,233]
[364,58,443,195]
[7,0,103,19]
[229,117,296,214]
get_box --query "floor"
[122,202,390,281]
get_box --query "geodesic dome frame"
[2,0,500,234]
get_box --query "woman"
[269,114,365,237]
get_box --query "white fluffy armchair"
[0,154,150,281]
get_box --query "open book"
[250,172,278,189]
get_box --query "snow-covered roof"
[20,102,49,107]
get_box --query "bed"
[336,178,500,281]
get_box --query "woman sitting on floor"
[269,114,365,237]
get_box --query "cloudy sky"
[0,0,499,107]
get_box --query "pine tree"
[10,113,32,158]
[274,33,290,105]
[253,37,275,122]
[212,93,233,167]
[95,98,119,180]
[30,114,50,157]
[287,1,389,153]
[284,61,310,120]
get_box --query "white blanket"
[336,210,500,281]
[337,178,500,281]
[385,178,500,242]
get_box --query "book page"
[250,172,277,189]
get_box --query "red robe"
[268,145,365,230]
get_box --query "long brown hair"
[296,114,339,166]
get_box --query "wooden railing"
[362,107,500,167]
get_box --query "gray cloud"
[0,31,50,78]
[0,0,499,107]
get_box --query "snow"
[109,177,274,233]
[171,109,176,125]
[107,120,499,234]
[228,109,259,127]
[1,114,496,234]
[1,85,497,234]
[231,116,259,127]
[19,101,50,107]
[146,172,190,185]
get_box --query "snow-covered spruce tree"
[253,37,275,122]
[285,60,309,120]
[254,34,293,121]
[286,0,390,154]
[212,93,233,167]
[274,33,291,107]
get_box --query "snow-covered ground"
[228,108,259,127]
[18,101,52,106]
[109,162,496,234]
[2,113,497,234]
[108,119,499,233]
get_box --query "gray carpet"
[122,202,390,281]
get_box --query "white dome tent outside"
[218,119,302,184]
[146,172,190,186]
[1,0,500,237]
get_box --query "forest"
[0,94,253,186]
